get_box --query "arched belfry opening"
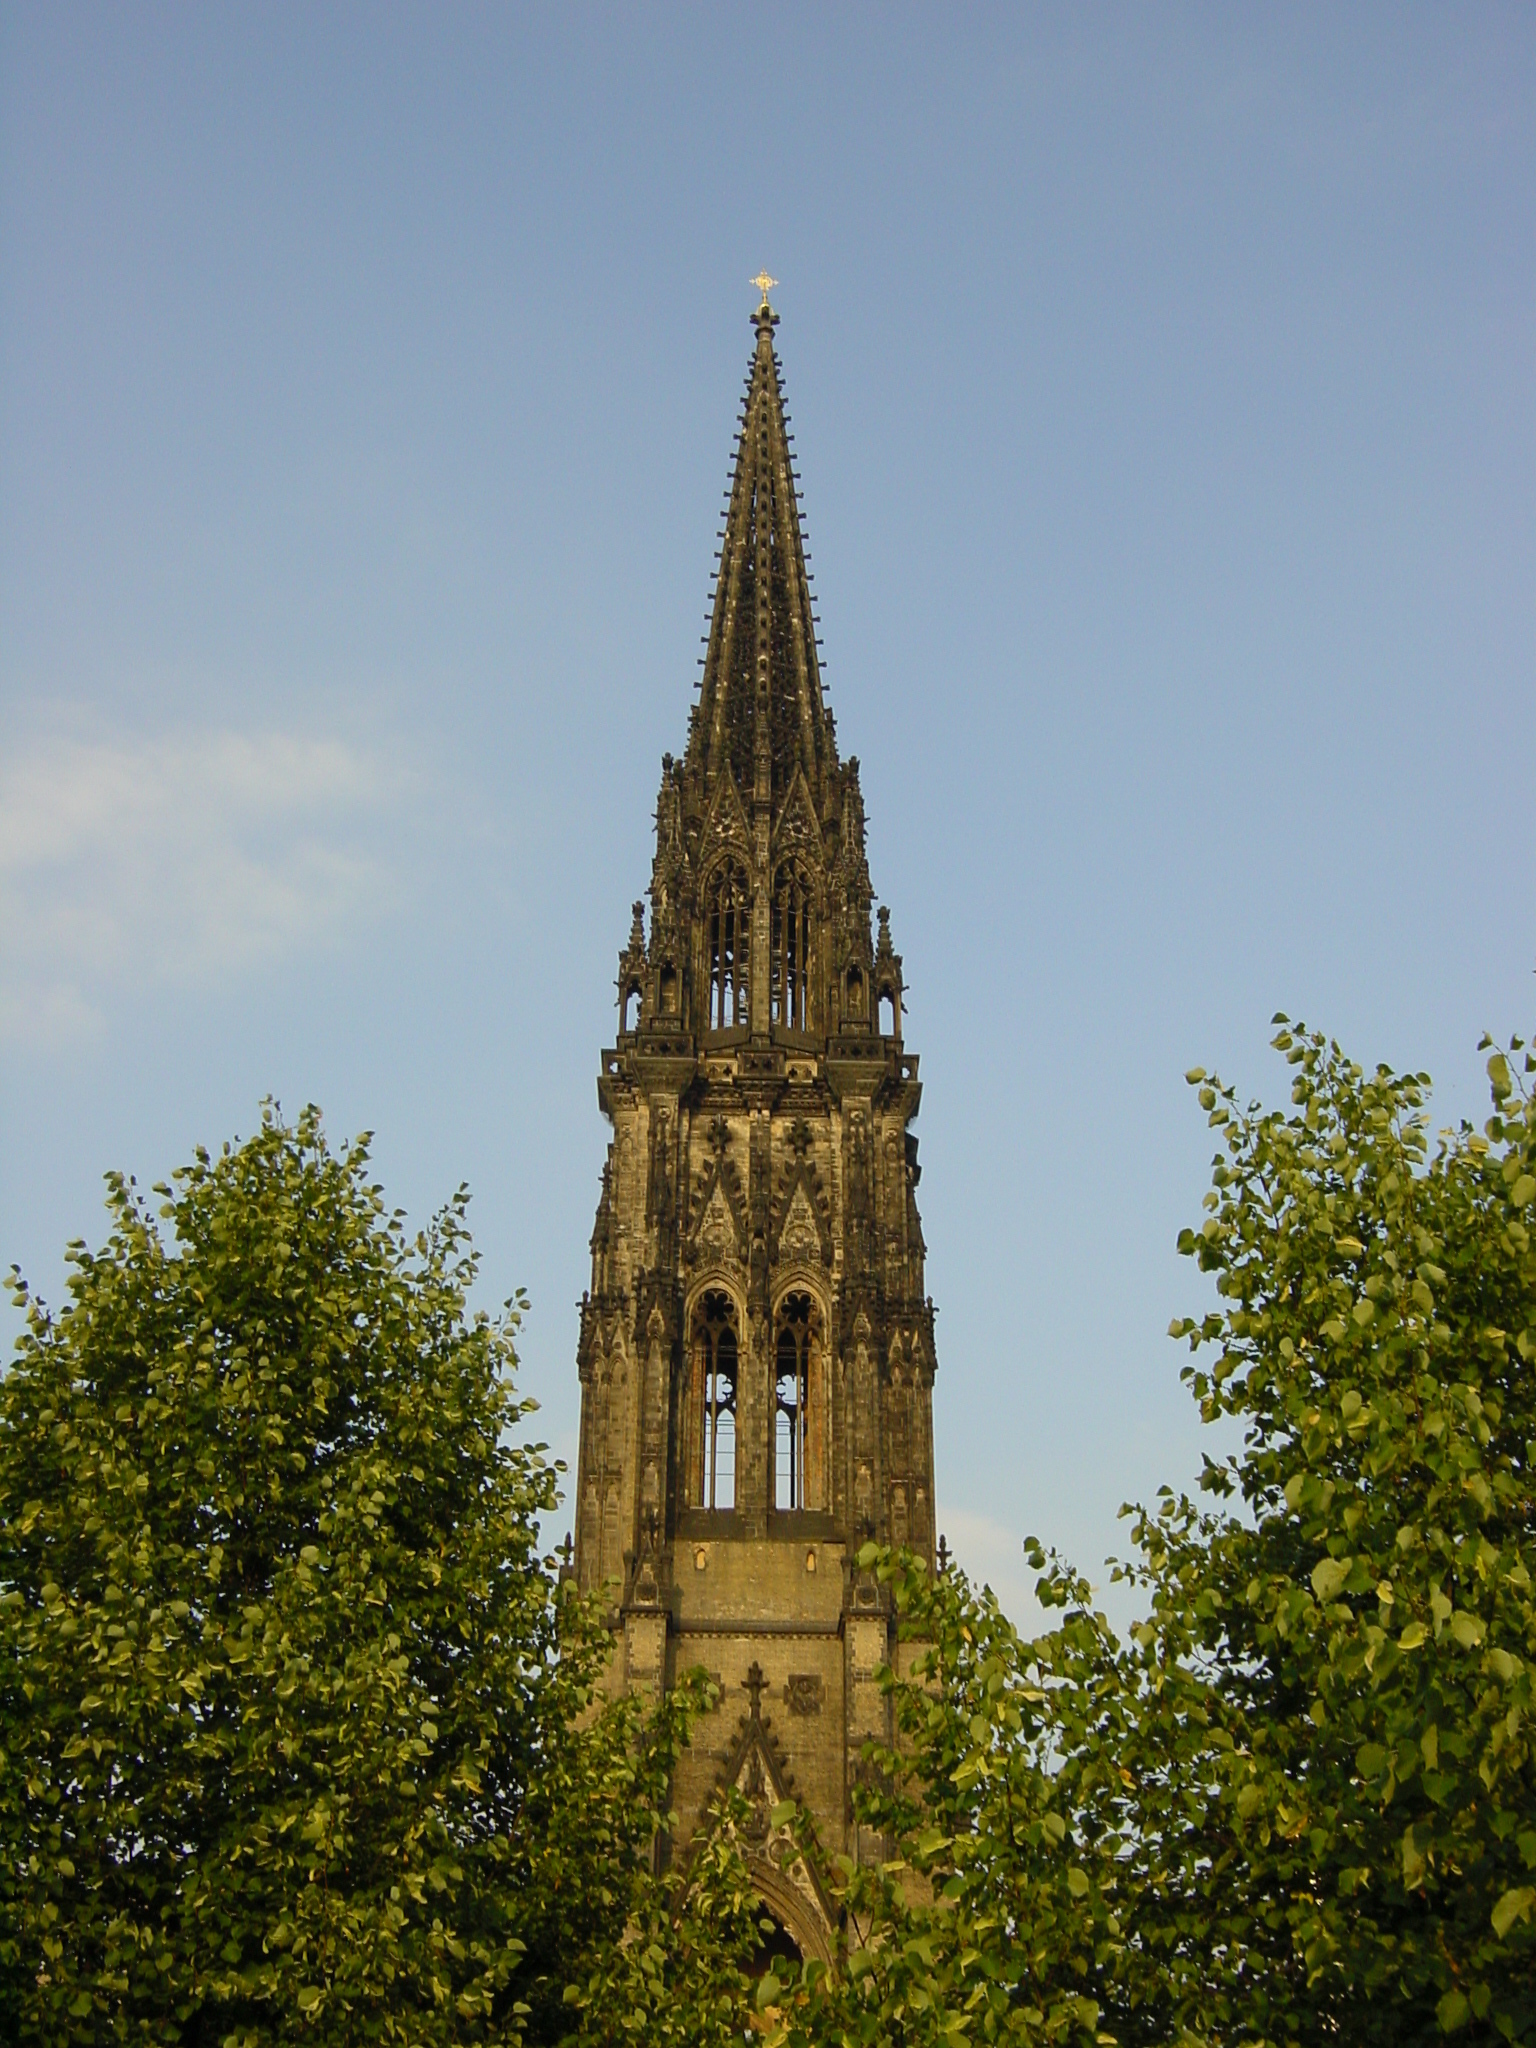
[685,1290,739,1512]
[773,1291,826,1512]
[770,864,815,1032]
[704,861,750,1032]
[573,283,939,1918]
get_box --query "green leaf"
[1492,1887,1535,1940]
[1437,1988,1470,2031]
[1311,1556,1351,1603]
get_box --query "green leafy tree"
[772,1023,1534,2048]
[1143,1021,1536,2041]
[556,1787,766,2048]
[0,1108,756,2048]
[764,1558,1132,2048]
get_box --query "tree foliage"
[0,1108,757,2047]
[769,1023,1535,2048]
[6,1022,1531,2048]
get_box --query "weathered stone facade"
[572,293,937,1962]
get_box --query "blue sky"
[3,5,1532,1623]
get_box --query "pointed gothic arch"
[684,1288,740,1511]
[843,962,866,1023]
[702,860,751,1032]
[771,1288,828,1512]
[770,861,816,1032]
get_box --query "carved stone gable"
[700,763,750,861]
[779,1182,821,1263]
[770,1136,833,1270]
[692,1667,836,1962]
[685,1128,748,1270]
[697,1178,737,1259]
[771,763,823,867]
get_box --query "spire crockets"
[687,297,832,814]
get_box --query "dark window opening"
[747,1916,804,1981]
[774,1293,814,1510]
[694,1291,738,1511]
[771,868,813,1031]
[707,867,750,1031]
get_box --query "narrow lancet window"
[692,1290,738,1511]
[770,866,813,1031]
[707,865,750,1031]
[774,1292,814,1510]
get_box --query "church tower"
[572,287,938,1962]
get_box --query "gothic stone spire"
[689,301,832,816]
[577,299,939,1959]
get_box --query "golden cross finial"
[751,270,778,310]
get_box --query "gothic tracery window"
[691,1290,738,1511]
[770,865,813,1032]
[706,864,750,1031]
[774,1292,815,1510]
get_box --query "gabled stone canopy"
[687,1659,838,1967]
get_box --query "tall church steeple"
[572,294,938,1964]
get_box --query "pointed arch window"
[706,864,750,1031]
[770,866,814,1032]
[774,1292,815,1509]
[690,1290,738,1511]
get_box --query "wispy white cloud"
[939,1506,1047,1632]
[941,1504,1149,1640]
[0,724,409,1044]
